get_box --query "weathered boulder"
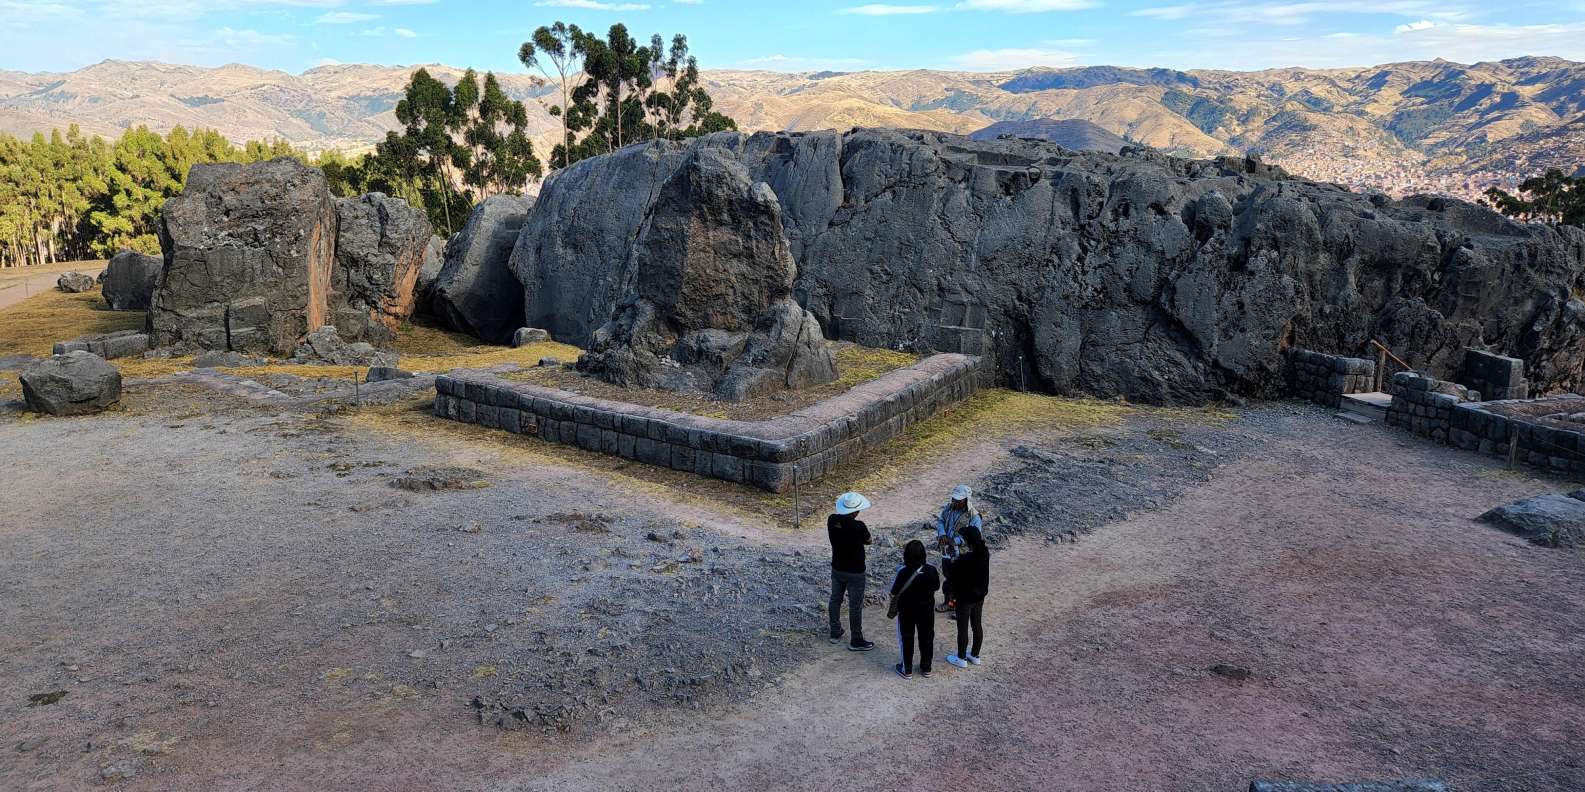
[414,235,447,316]
[290,325,398,368]
[511,327,550,347]
[56,271,95,293]
[433,195,533,344]
[511,129,1585,404]
[53,329,149,360]
[20,351,121,415]
[1479,493,1585,548]
[100,250,162,311]
[574,148,837,399]
[151,157,337,356]
[365,366,413,382]
[332,193,433,343]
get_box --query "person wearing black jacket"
[946,525,989,669]
[827,491,875,651]
[889,540,940,679]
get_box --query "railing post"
[1375,346,1387,392]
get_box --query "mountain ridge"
[3,57,1583,200]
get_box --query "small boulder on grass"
[56,271,96,293]
[20,351,121,416]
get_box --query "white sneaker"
[966,653,982,666]
[946,654,969,669]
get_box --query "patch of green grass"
[832,344,919,389]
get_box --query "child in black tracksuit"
[890,539,940,679]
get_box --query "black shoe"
[829,631,844,645]
[848,640,875,652]
[920,668,932,678]
[895,663,912,679]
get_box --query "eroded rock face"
[432,195,533,344]
[20,351,122,415]
[414,235,447,317]
[101,251,162,311]
[151,157,338,356]
[332,193,433,343]
[575,148,836,399]
[512,129,1585,404]
[290,325,399,368]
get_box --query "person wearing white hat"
[828,491,875,651]
[933,484,984,614]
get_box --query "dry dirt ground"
[1,378,1582,791]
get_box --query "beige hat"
[951,484,972,501]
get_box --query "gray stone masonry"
[434,353,991,492]
[53,329,151,360]
[1285,349,1376,407]
[1449,394,1585,475]
[1385,371,1478,444]
[1459,348,1530,401]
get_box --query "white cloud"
[954,0,1095,11]
[1395,20,1434,33]
[1131,4,1197,20]
[838,4,938,14]
[675,0,703,4]
[369,0,435,5]
[533,0,651,9]
[315,57,343,66]
[738,53,869,71]
[314,11,377,23]
[947,46,1081,69]
[394,27,417,37]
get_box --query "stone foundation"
[53,330,151,360]
[1449,395,1585,475]
[434,353,991,492]
[1384,372,1477,443]
[1286,349,1376,407]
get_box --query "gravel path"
[2,390,1580,791]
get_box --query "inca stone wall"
[1449,395,1585,474]
[1385,372,1477,443]
[1286,349,1376,407]
[433,354,990,492]
[1459,349,1529,401]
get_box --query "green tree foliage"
[1483,169,1585,227]
[0,125,338,268]
[356,67,543,235]
[522,22,738,170]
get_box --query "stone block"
[576,423,602,451]
[618,432,638,459]
[601,429,620,455]
[711,452,744,483]
[499,408,521,434]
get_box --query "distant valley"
[4,57,1585,202]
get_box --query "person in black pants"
[889,540,940,679]
[946,525,989,668]
[827,491,875,651]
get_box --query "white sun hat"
[951,484,972,501]
[834,491,872,515]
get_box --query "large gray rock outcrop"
[20,351,121,415]
[332,192,433,343]
[414,235,447,316]
[1479,493,1585,548]
[290,325,398,368]
[151,157,338,356]
[100,250,162,311]
[575,148,837,399]
[432,195,533,344]
[510,129,1585,404]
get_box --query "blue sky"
[4,0,1585,74]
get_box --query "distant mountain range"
[4,57,1584,201]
